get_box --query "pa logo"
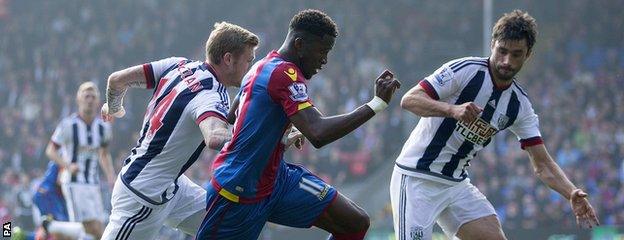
[409,226,424,240]
[2,222,10,237]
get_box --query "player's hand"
[284,128,305,150]
[570,189,600,228]
[68,163,80,174]
[101,102,126,122]
[374,70,401,103]
[450,102,482,124]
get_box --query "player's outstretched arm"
[400,85,482,123]
[290,70,400,148]
[199,117,232,150]
[102,65,148,121]
[525,144,600,228]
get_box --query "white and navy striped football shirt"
[119,57,229,206]
[395,57,543,184]
[51,113,112,185]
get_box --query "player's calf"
[314,192,370,240]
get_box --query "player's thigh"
[102,204,161,240]
[267,164,346,230]
[437,181,504,240]
[196,187,267,240]
[64,184,105,222]
[101,182,165,240]
[390,172,452,240]
[33,191,69,222]
[164,175,207,235]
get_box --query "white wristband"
[366,96,388,114]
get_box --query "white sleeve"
[142,57,186,89]
[420,60,473,101]
[188,90,229,125]
[50,119,69,146]
[509,101,543,149]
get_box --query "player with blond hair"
[99,21,261,239]
[46,81,115,239]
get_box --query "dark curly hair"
[492,10,538,51]
[289,9,338,38]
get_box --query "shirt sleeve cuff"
[418,80,440,100]
[143,63,156,89]
[520,136,543,149]
[286,101,313,117]
[196,111,227,125]
[50,140,61,149]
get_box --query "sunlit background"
[1,0,623,239]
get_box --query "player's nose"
[501,55,511,65]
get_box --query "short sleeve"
[143,57,187,89]
[190,89,229,125]
[50,119,68,147]
[267,63,313,116]
[509,102,543,149]
[421,58,484,101]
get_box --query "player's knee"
[350,208,370,231]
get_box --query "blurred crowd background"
[0,0,622,239]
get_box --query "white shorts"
[101,175,207,240]
[61,183,105,222]
[389,170,497,240]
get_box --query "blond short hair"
[206,22,259,64]
[76,81,100,98]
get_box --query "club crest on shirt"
[497,114,509,130]
[288,83,308,102]
[433,67,453,86]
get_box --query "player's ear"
[293,37,304,52]
[223,52,233,67]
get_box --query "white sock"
[48,220,86,239]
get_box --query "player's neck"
[488,62,513,90]
[277,47,300,66]
[492,76,513,89]
[206,62,231,87]
[78,112,95,124]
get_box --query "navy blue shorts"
[32,187,69,221]
[196,163,338,240]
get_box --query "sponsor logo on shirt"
[455,117,498,145]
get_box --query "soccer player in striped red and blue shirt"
[196,9,401,240]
